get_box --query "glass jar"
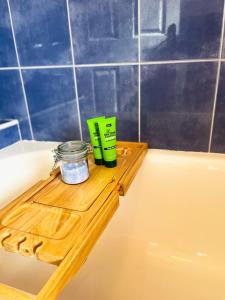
[53,141,89,185]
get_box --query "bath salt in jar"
[53,141,89,184]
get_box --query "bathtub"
[0,141,224,300]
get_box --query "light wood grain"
[36,191,119,300]
[0,283,34,300]
[2,204,80,240]
[0,141,147,299]
[33,165,114,211]
[119,145,148,195]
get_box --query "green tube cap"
[95,158,104,165]
[104,160,117,168]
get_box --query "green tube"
[87,116,105,165]
[98,116,117,168]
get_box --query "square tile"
[0,124,20,149]
[211,62,225,153]
[222,32,225,58]
[70,0,138,64]
[0,0,17,67]
[10,0,72,66]
[22,68,80,141]
[141,0,224,61]
[0,70,31,139]
[141,62,217,151]
[76,66,138,141]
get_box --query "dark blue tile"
[10,0,71,66]
[211,112,225,153]
[70,0,138,64]
[0,0,17,67]
[141,62,217,151]
[222,32,225,58]
[77,66,138,141]
[141,0,224,61]
[211,63,225,153]
[0,124,20,149]
[23,68,80,141]
[0,70,31,139]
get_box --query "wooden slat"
[2,231,27,253]
[0,283,34,300]
[119,146,148,195]
[2,204,80,240]
[36,191,119,300]
[32,166,114,211]
[36,180,118,264]
[18,235,44,258]
[32,142,147,212]
[0,172,58,223]
[0,229,11,248]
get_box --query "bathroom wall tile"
[141,0,224,61]
[69,0,138,64]
[10,0,71,66]
[22,68,80,141]
[0,124,20,149]
[0,70,31,139]
[0,0,17,67]
[141,62,217,151]
[211,63,225,153]
[76,66,138,141]
[222,29,225,58]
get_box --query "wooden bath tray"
[0,141,147,300]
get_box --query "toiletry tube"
[87,116,105,165]
[98,116,117,168]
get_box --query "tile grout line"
[66,0,83,141]
[76,62,138,67]
[139,58,219,65]
[17,123,22,141]
[0,59,221,72]
[208,1,225,152]
[138,0,141,142]
[18,65,74,70]
[6,0,34,140]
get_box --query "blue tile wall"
[141,0,224,61]
[0,1,17,67]
[22,68,80,141]
[69,0,138,64]
[1,0,225,153]
[77,66,138,141]
[0,70,31,139]
[0,122,20,149]
[211,62,225,152]
[141,62,217,151]
[10,0,72,66]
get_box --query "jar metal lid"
[54,141,88,162]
